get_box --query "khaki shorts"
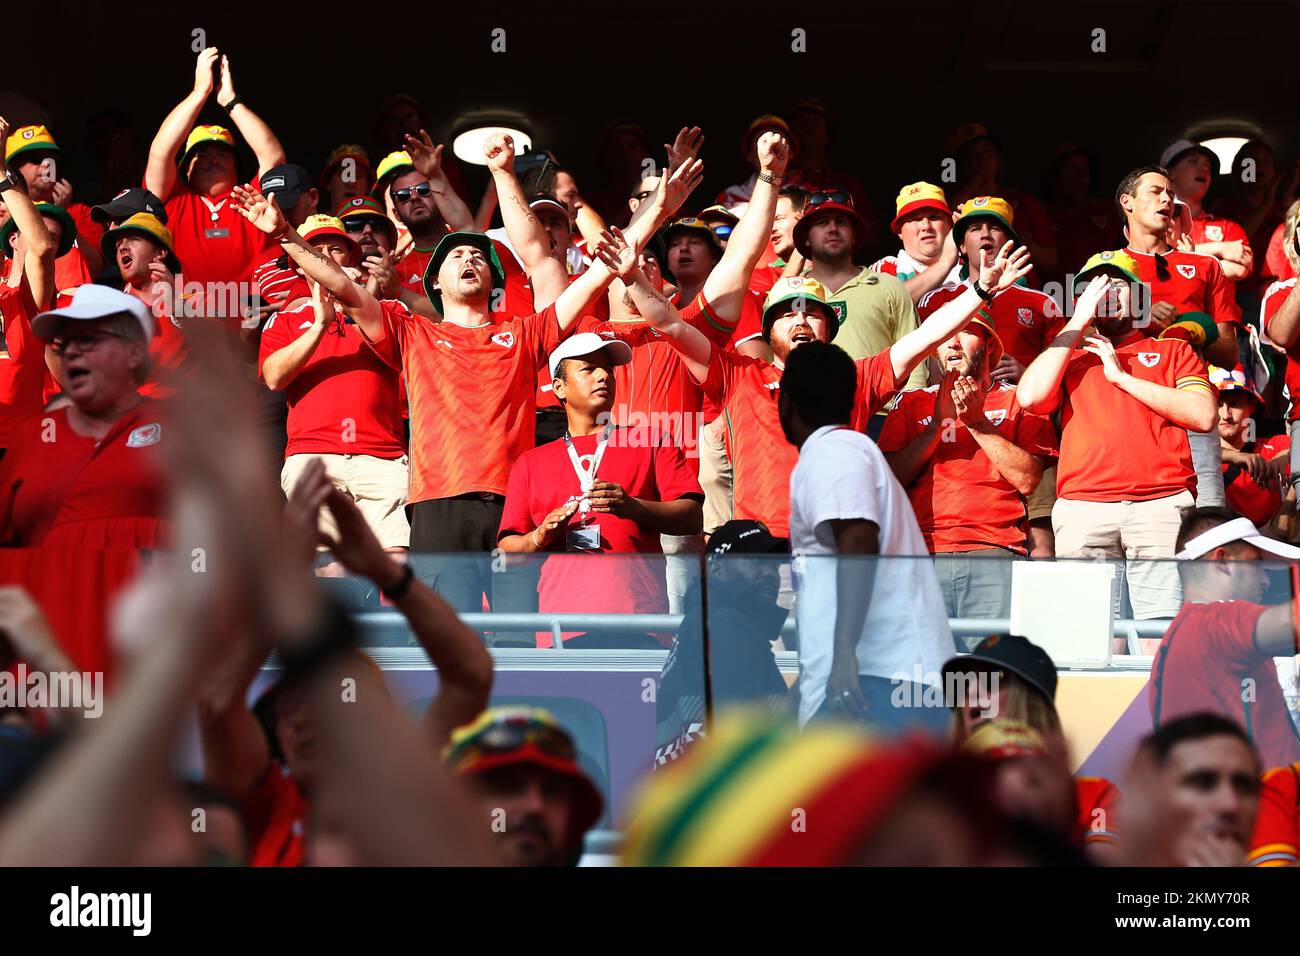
[1026,463,1057,522]
[698,416,733,535]
[281,452,411,550]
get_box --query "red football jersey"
[1262,278,1300,423]
[877,382,1057,553]
[258,301,405,458]
[363,300,561,502]
[162,181,277,295]
[704,347,900,538]
[1248,763,1300,866]
[1150,600,1300,770]
[1190,213,1252,279]
[1124,246,1241,327]
[498,429,702,646]
[242,762,309,868]
[919,282,1063,369]
[1071,775,1121,849]
[1223,435,1290,528]
[0,401,169,548]
[0,279,45,450]
[1056,333,1210,501]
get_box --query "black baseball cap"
[707,520,787,558]
[942,633,1058,704]
[259,164,313,211]
[90,188,168,226]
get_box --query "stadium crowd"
[0,47,1299,867]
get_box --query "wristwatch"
[972,279,995,302]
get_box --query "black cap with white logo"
[90,188,168,226]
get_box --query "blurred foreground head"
[622,711,1020,866]
[446,707,603,867]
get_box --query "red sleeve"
[855,348,902,418]
[652,440,704,502]
[1165,340,1211,392]
[730,291,764,348]
[1248,765,1300,866]
[701,347,748,407]
[1076,777,1121,846]
[256,308,296,379]
[868,257,898,276]
[681,291,741,347]
[917,284,959,322]
[1206,257,1242,325]
[525,304,562,367]
[68,204,103,252]
[1041,292,1066,345]
[876,392,920,453]
[497,453,536,541]
[361,299,410,370]
[1012,402,1059,458]
[1224,218,1253,270]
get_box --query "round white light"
[1199,136,1250,175]
[452,126,533,165]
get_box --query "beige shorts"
[1026,463,1057,522]
[697,416,733,535]
[281,452,411,550]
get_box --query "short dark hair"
[1140,712,1257,766]
[1175,505,1245,554]
[780,340,856,429]
[778,184,809,213]
[1115,164,1171,219]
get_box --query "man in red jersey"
[879,314,1056,619]
[627,242,1031,541]
[1257,209,1300,497]
[144,48,284,316]
[1160,139,1254,284]
[1247,761,1300,866]
[260,220,408,557]
[5,123,103,280]
[232,155,701,610]
[1149,508,1300,770]
[1019,251,1216,625]
[0,135,57,450]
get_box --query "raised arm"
[216,55,284,176]
[0,119,57,309]
[483,132,567,307]
[595,230,712,383]
[701,131,789,325]
[232,186,387,340]
[404,130,474,232]
[1017,275,1108,414]
[145,47,219,200]
[890,241,1031,383]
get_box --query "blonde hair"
[1285,200,1300,276]
[951,669,1061,743]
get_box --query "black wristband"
[380,561,415,601]
[973,279,995,302]
[222,97,243,115]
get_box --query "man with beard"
[144,48,285,297]
[1120,713,1262,867]
[446,708,603,867]
[335,196,401,298]
[1149,507,1300,767]
[870,182,962,304]
[1018,252,1217,623]
[629,241,1032,540]
[796,191,928,394]
[880,313,1056,621]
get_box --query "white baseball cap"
[31,284,155,342]
[1176,517,1300,560]
[548,331,633,380]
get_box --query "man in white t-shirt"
[780,340,957,730]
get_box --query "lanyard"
[563,425,613,516]
[199,195,228,222]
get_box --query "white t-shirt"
[789,425,956,726]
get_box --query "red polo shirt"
[1150,600,1300,770]
[258,301,405,459]
[162,179,276,299]
[498,428,702,647]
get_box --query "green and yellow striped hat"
[622,710,944,867]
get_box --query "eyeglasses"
[805,188,852,209]
[50,330,125,356]
[392,182,433,202]
[445,715,576,770]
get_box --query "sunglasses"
[446,716,576,770]
[805,189,852,209]
[392,182,433,202]
[341,217,385,233]
[712,224,733,240]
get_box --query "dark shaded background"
[1,0,1294,260]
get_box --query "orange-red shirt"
[1248,763,1300,866]
[0,280,45,450]
[0,402,169,548]
[1190,212,1252,280]
[363,300,562,503]
[704,347,899,538]
[919,282,1063,370]
[1056,333,1211,501]
[877,383,1057,553]
[1072,775,1121,849]
[1124,246,1241,327]
[1262,278,1300,423]
[1223,435,1290,528]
